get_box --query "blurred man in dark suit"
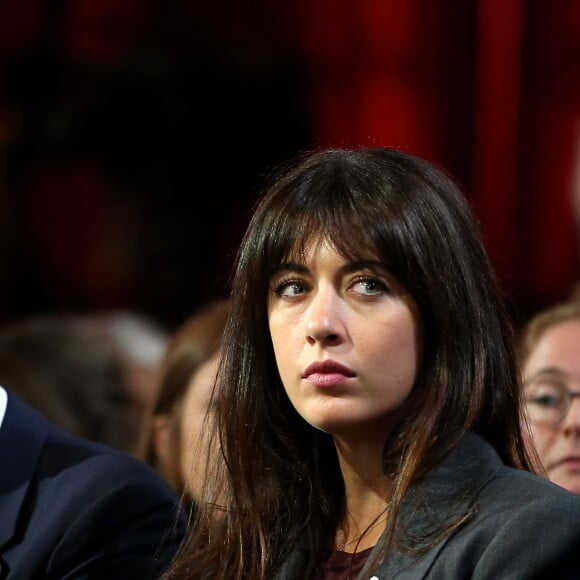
[0,387,185,579]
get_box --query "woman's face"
[267,239,420,441]
[523,320,580,494]
[180,353,220,502]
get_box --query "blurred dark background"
[0,0,579,330]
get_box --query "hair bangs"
[255,171,408,282]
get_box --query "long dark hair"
[166,148,533,578]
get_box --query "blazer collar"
[0,391,49,553]
[360,432,502,579]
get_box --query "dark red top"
[310,547,373,579]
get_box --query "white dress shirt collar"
[0,386,7,429]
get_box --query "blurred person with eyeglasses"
[520,299,580,493]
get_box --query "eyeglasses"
[525,379,580,426]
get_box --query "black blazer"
[275,433,580,579]
[0,390,185,579]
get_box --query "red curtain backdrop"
[294,0,580,314]
[295,0,472,165]
[0,0,579,320]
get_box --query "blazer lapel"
[0,392,48,558]
[358,433,502,579]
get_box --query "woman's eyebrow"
[272,262,309,275]
[526,367,569,382]
[272,260,387,276]
[340,260,386,274]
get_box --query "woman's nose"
[562,394,580,436]
[305,287,344,345]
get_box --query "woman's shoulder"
[454,433,580,533]
[404,449,580,579]
[475,461,580,527]
[439,468,580,579]
[435,435,580,576]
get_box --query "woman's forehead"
[280,233,381,263]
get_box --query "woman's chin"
[550,471,580,495]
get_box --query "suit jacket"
[0,390,186,579]
[275,433,580,579]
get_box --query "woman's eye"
[273,280,307,298]
[352,277,387,296]
[532,394,564,408]
[527,379,567,408]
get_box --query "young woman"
[167,148,580,579]
[520,299,580,494]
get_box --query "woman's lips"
[550,456,580,472]
[302,360,356,388]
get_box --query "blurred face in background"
[179,353,220,502]
[523,320,580,494]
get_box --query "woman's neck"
[333,435,392,552]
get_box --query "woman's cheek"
[530,423,555,463]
